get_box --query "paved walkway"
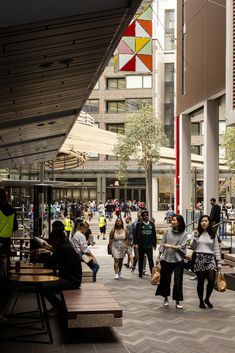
[1,215,235,353]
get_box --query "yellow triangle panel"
[135,38,150,53]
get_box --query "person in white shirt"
[71,221,99,282]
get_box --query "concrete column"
[204,100,219,214]
[152,176,159,214]
[101,177,106,203]
[97,176,102,204]
[179,113,191,219]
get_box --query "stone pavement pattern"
[1,213,234,353]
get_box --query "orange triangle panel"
[123,21,136,37]
[120,55,136,71]
[137,54,152,71]
[137,19,152,37]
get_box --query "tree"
[222,127,235,171]
[114,104,167,218]
[222,127,235,203]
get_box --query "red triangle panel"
[137,19,152,37]
[123,21,136,37]
[120,55,136,71]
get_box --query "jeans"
[138,248,154,275]
[88,261,100,282]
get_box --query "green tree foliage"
[114,104,167,214]
[222,127,235,171]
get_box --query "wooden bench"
[81,262,93,283]
[63,283,122,328]
[224,253,235,267]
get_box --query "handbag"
[81,254,93,264]
[151,265,161,285]
[214,271,227,292]
[107,243,112,255]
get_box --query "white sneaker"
[115,274,119,280]
[118,272,123,278]
[176,303,183,309]
[163,298,169,307]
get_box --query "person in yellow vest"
[0,189,18,323]
[0,189,18,269]
[64,215,73,240]
[98,214,107,240]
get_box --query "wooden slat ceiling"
[0,0,142,168]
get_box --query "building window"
[191,122,200,136]
[83,99,99,113]
[126,98,152,112]
[164,9,175,51]
[126,75,152,89]
[87,151,99,160]
[107,78,125,90]
[106,101,125,113]
[219,121,226,135]
[191,145,201,155]
[106,123,124,134]
[165,63,174,82]
[106,124,124,160]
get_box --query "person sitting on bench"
[40,221,82,314]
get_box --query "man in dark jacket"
[40,221,82,313]
[210,198,221,232]
[133,211,156,278]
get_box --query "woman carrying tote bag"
[191,215,221,308]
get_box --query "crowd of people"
[0,190,229,323]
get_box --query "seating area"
[63,283,122,329]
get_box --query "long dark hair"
[114,218,124,229]
[172,214,186,233]
[197,215,215,239]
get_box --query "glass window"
[191,145,201,155]
[106,101,125,113]
[126,76,142,89]
[126,98,152,112]
[191,122,200,136]
[143,76,152,88]
[106,123,124,134]
[165,9,175,51]
[107,78,125,90]
[219,121,226,135]
[219,146,225,158]
[165,63,174,82]
[87,152,99,160]
[83,99,99,113]
[126,75,152,89]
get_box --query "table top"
[11,275,59,283]
[10,262,45,269]
[9,268,54,275]
[11,237,31,241]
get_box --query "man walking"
[133,211,156,278]
[210,198,221,233]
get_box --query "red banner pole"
[175,115,180,214]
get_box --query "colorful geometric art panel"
[114,5,153,73]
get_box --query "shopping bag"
[151,265,161,285]
[214,271,227,292]
[81,254,93,264]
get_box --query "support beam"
[152,176,159,219]
[179,114,191,219]
[204,100,219,214]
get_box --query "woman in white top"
[191,215,221,309]
[109,218,128,280]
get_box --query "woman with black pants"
[155,215,187,309]
[191,215,221,309]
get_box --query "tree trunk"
[146,163,153,220]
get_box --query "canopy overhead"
[0,0,142,168]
